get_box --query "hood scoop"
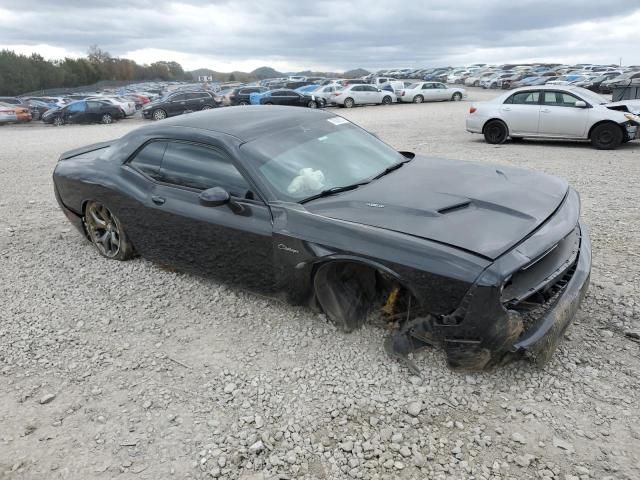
[438,201,471,215]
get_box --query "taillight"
[469,106,477,114]
[400,91,405,96]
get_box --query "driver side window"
[158,142,251,197]
[67,102,86,112]
[543,91,581,107]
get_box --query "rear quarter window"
[129,142,167,180]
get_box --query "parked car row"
[433,63,640,94]
[1,81,169,125]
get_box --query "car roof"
[160,105,336,142]
[508,85,584,92]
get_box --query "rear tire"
[238,101,249,106]
[344,97,355,108]
[382,96,392,105]
[590,123,623,150]
[413,95,424,104]
[201,104,214,110]
[451,92,463,101]
[483,120,508,144]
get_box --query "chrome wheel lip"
[85,203,121,258]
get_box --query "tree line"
[0,46,192,96]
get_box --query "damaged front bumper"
[386,189,591,372]
[512,222,591,364]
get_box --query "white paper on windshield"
[328,117,349,125]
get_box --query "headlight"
[624,113,640,123]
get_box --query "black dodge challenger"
[53,106,591,372]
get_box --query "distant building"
[197,75,213,82]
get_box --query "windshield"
[573,87,609,105]
[241,117,404,202]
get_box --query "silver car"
[331,84,396,107]
[0,102,18,124]
[311,85,343,104]
[397,82,465,103]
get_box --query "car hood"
[304,156,569,260]
[605,99,640,115]
[42,107,61,117]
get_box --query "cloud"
[0,0,638,71]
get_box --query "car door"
[65,101,88,123]
[268,90,287,105]
[85,101,104,122]
[168,93,188,115]
[537,91,591,138]
[287,91,304,106]
[348,86,363,104]
[365,85,382,103]
[123,139,275,291]
[189,92,210,111]
[421,83,439,101]
[499,90,541,135]
[434,83,450,100]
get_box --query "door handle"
[151,196,165,205]
[541,109,551,113]
[501,107,511,111]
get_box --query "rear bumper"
[54,182,85,236]
[465,115,485,133]
[512,221,591,363]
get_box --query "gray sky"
[1,0,639,72]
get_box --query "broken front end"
[386,188,591,372]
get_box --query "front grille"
[502,226,581,310]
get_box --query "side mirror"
[377,88,382,92]
[574,101,587,108]
[199,187,230,207]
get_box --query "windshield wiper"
[300,182,368,204]
[372,158,411,180]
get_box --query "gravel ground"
[1,88,639,480]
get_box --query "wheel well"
[587,120,625,139]
[312,260,418,333]
[482,118,508,134]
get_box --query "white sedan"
[397,82,466,103]
[466,85,640,149]
[331,84,396,108]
